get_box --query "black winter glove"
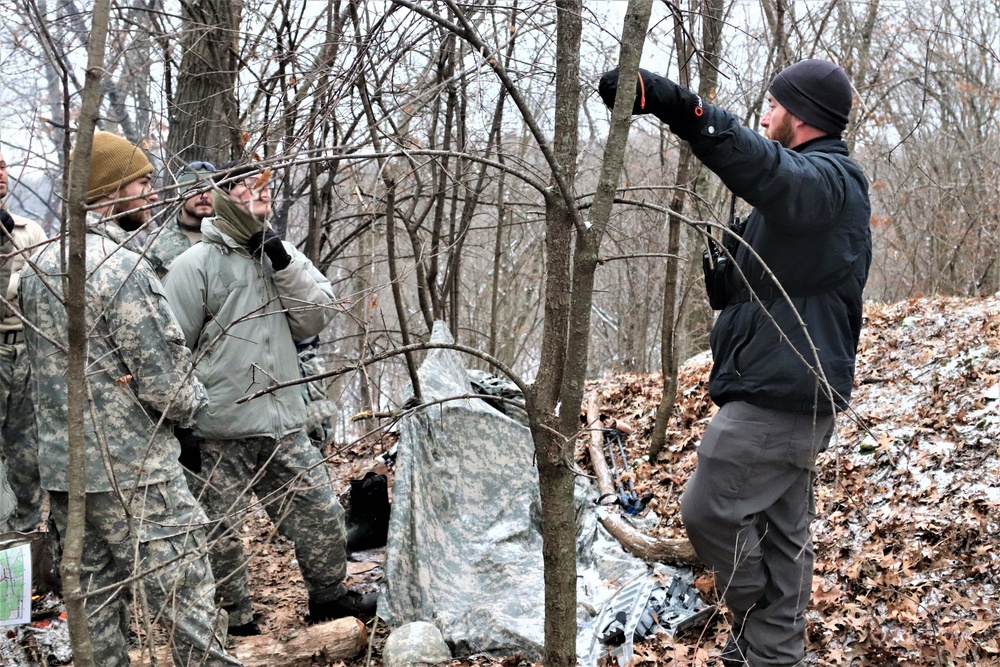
[245,230,291,271]
[0,209,14,237]
[598,68,706,140]
[174,426,202,473]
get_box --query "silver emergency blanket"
[380,322,699,662]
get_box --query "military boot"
[228,618,261,637]
[307,590,379,624]
[720,634,750,666]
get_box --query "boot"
[308,590,378,624]
[720,635,750,666]
[228,617,261,637]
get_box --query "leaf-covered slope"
[584,297,1000,665]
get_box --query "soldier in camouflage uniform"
[163,163,376,635]
[0,152,48,533]
[296,336,337,448]
[145,160,216,278]
[18,132,242,667]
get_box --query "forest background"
[4,0,996,435]
[0,1,998,665]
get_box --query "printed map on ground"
[0,544,31,626]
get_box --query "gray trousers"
[186,431,348,626]
[681,401,833,667]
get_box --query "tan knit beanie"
[84,131,154,203]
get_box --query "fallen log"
[584,395,698,566]
[127,616,368,666]
[231,617,368,666]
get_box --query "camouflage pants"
[0,342,42,532]
[187,431,348,626]
[49,477,242,667]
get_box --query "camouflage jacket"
[299,346,336,446]
[19,213,208,492]
[162,218,334,440]
[144,214,201,278]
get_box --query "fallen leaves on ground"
[241,296,998,667]
[583,297,1000,666]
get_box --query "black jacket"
[688,107,872,414]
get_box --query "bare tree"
[649,0,725,459]
[6,0,1000,660]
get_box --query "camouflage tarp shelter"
[379,323,677,661]
[379,322,547,656]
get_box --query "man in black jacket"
[600,60,872,666]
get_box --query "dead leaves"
[253,167,271,190]
[814,297,1000,665]
[578,297,1000,665]
[229,297,997,667]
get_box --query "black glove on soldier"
[598,68,705,140]
[246,230,291,271]
[174,426,202,473]
[0,209,14,237]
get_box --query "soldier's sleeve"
[272,244,335,340]
[106,261,207,426]
[687,107,851,234]
[161,250,208,351]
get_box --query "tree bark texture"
[530,1,653,664]
[61,1,114,664]
[230,618,367,666]
[166,0,243,166]
[529,4,585,664]
[128,617,367,666]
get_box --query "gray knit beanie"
[768,60,853,136]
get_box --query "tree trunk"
[584,396,698,565]
[230,618,367,666]
[529,1,652,664]
[648,149,689,460]
[530,420,579,667]
[650,0,725,460]
[166,0,243,166]
[61,2,114,664]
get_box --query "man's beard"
[179,201,210,230]
[115,203,148,232]
[767,114,797,149]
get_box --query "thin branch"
[236,341,527,405]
